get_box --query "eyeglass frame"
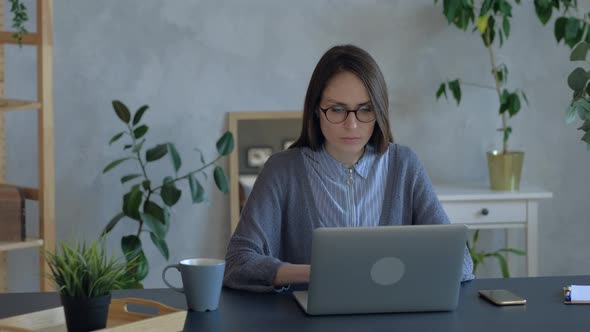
[318,105,376,124]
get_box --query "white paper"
[570,285,590,301]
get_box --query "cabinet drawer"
[441,200,526,224]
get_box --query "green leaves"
[214,166,229,193]
[133,105,149,126]
[435,79,461,105]
[123,185,142,221]
[146,144,168,162]
[189,175,205,203]
[567,67,589,92]
[534,0,553,25]
[570,42,589,61]
[467,230,526,278]
[167,143,182,173]
[133,125,148,139]
[161,177,181,207]
[112,100,131,124]
[103,157,133,173]
[121,236,148,281]
[216,131,234,156]
[499,89,523,118]
[103,99,235,286]
[42,239,134,297]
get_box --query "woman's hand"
[273,264,310,286]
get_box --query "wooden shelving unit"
[0,0,55,292]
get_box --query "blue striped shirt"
[301,144,389,228]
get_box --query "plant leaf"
[566,104,578,124]
[133,125,148,139]
[214,166,229,193]
[502,16,510,38]
[101,212,125,236]
[567,67,588,91]
[103,157,133,174]
[492,253,510,278]
[121,235,142,262]
[477,15,489,34]
[123,186,142,220]
[167,143,182,173]
[534,0,552,25]
[161,177,181,207]
[143,200,167,225]
[112,100,131,124]
[150,233,170,260]
[436,83,447,100]
[189,175,205,203]
[497,248,526,256]
[132,105,149,126]
[554,16,567,42]
[570,42,589,61]
[216,131,235,156]
[121,174,142,184]
[109,132,125,145]
[146,144,168,162]
[141,212,167,240]
[448,79,461,105]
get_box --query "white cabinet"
[435,183,552,277]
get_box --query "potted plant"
[102,100,234,287]
[435,0,531,190]
[43,239,133,332]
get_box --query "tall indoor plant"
[435,0,529,191]
[43,239,133,331]
[102,100,234,287]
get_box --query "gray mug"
[162,258,225,312]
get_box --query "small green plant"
[467,230,525,278]
[43,239,133,297]
[102,100,234,287]
[8,0,28,47]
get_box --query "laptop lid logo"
[370,257,405,286]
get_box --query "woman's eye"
[331,107,346,113]
[359,107,372,113]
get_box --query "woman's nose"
[343,112,358,129]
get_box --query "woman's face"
[319,71,376,165]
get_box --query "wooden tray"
[0,297,186,332]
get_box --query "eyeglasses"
[319,105,376,124]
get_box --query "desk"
[436,183,552,277]
[0,276,588,331]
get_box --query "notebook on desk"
[293,224,467,315]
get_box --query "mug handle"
[162,264,184,293]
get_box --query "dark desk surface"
[1,276,589,332]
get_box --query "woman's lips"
[341,137,361,143]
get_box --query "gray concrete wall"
[4,0,589,291]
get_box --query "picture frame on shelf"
[246,147,273,168]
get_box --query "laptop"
[293,224,467,315]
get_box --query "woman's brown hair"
[292,45,392,154]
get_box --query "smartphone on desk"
[479,289,527,306]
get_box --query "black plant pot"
[60,293,111,332]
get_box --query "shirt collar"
[316,144,375,180]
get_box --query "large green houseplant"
[102,100,234,287]
[435,0,530,191]
[566,42,590,147]
[43,239,133,331]
[434,0,582,189]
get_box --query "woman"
[224,45,474,292]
